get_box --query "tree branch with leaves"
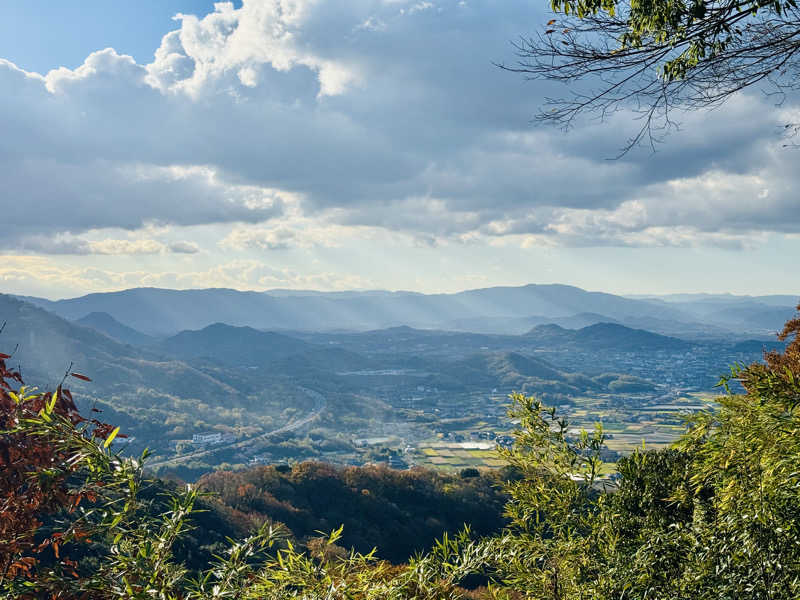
[502,0,800,151]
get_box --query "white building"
[192,432,223,445]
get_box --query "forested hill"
[31,461,509,573]
[157,324,312,365]
[75,311,155,347]
[523,322,691,351]
[197,462,509,564]
[0,294,237,401]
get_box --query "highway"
[146,387,326,469]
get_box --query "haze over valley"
[2,284,792,480]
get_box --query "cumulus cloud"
[12,233,201,256]
[220,226,300,250]
[147,0,362,97]
[0,0,797,257]
[219,221,381,250]
[0,255,373,296]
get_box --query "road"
[146,387,326,469]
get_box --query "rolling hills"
[9,284,746,336]
[19,284,796,338]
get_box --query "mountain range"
[1,288,791,473]
[16,284,796,338]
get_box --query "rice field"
[411,392,723,471]
[413,442,503,470]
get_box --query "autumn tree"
[0,348,123,590]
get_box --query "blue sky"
[0,1,221,72]
[0,0,797,299]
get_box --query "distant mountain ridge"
[16,284,797,338]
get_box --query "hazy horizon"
[1,1,798,300]
[13,282,800,304]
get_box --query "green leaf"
[46,391,57,414]
[104,426,120,448]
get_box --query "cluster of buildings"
[191,432,237,446]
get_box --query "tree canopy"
[504,0,800,149]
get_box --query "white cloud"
[88,239,165,255]
[14,234,202,256]
[0,255,373,295]
[221,226,300,250]
[146,0,361,97]
[0,0,798,264]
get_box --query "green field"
[411,392,722,471]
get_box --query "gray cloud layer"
[0,0,798,254]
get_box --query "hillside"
[524,322,692,352]
[0,295,322,458]
[198,462,508,564]
[158,323,313,366]
[439,352,652,395]
[76,311,156,347]
[18,284,695,336]
[0,295,234,400]
[638,295,798,334]
[1,293,775,480]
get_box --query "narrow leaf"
[104,426,120,448]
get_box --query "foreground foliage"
[1,305,799,598]
[506,0,800,149]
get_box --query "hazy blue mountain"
[634,293,798,307]
[730,339,787,354]
[75,312,156,347]
[18,284,795,340]
[0,294,236,400]
[628,294,798,334]
[17,284,697,336]
[523,322,692,352]
[438,351,653,395]
[449,284,683,322]
[712,304,796,332]
[441,312,620,335]
[158,323,313,366]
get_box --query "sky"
[0,0,798,300]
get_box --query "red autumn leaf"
[0,352,11,359]
[70,373,92,382]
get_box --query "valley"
[0,285,791,481]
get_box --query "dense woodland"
[197,463,509,564]
[1,303,800,598]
